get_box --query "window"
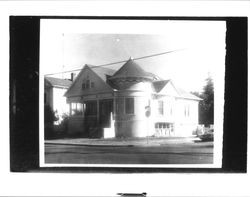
[116,98,124,114]
[71,103,83,116]
[77,103,83,115]
[184,105,190,117]
[158,100,164,115]
[82,83,86,90]
[125,98,134,114]
[82,80,94,90]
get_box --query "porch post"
[113,97,116,120]
[97,99,100,124]
[82,102,85,117]
[69,103,72,116]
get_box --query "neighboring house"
[64,58,201,138]
[45,76,72,124]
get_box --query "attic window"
[82,79,94,90]
[82,83,86,90]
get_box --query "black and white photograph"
[3,1,249,196]
[40,19,225,167]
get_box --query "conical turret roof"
[109,59,155,81]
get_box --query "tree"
[202,76,214,125]
[192,76,214,126]
[44,105,58,139]
[44,105,58,125]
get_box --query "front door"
[99,99,113,127]
[84,100,98,137]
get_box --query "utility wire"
[45,49,184,76]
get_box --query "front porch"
[67,98,115,138]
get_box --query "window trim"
[125,97,134,114]
[82,79,94,90]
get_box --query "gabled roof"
[92,67,116,82]
[63,62,201,101]
[109,59,156,81]
[45,76,72,88]
[153,80,171,92]
[153,79,201,100]
[64,64,115,97]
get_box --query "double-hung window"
[125,98,134,114]
[158,100,164,115]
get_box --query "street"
[45,141,213,164]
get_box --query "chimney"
[70,73,76,81]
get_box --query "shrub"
[59,113,69,133]
[44,105,58,139]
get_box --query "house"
[64,58,201,138]
[45,76,72,124]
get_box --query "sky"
[40,19,226,93]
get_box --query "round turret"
[109,59,157,90]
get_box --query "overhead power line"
[45,49,184,76]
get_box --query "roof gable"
[64,65,114,97]
[153,80,170,92]
[154,80,201,100]
[157,80,180,97]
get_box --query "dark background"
[9,16,247,173]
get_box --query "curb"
[45,142,135,147]
[45,138,199,147]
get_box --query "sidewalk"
[45,136,201,147]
